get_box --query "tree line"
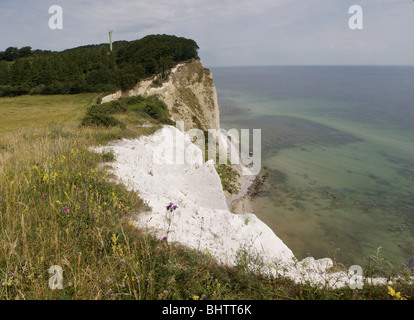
[0,34,199,97]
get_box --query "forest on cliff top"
[0,34,199,97]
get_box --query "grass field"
[0,94,97,133]
[0,94,412,301]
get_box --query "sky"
[0,0,413,67]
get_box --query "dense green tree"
[18,46,32,58]
[3,47,19,61]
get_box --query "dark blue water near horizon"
[212,65,414,266]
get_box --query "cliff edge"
[102,60,220,132]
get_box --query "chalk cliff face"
[102,60,221,132]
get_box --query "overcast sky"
[0,0,413,67]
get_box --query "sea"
[211,66,414,268]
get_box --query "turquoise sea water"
[211,66,414,267]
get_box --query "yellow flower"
[387,286,406,300]
[387,286,396,296]
[192,295,199,300]
[111,233,117,244]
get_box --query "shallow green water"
[212,66,414,267]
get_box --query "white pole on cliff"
[109,30,113,52]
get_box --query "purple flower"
[166,202,178,212]
[162,236,167,241]
[120,259,126,264]
[40,194,47,200]
[81,206,87,210]
[62,206,69,213]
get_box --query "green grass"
[216,164,240,195]
[0,94,413,300]
[0,94,97,133]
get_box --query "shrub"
[81,113,125,128]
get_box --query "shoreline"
[221,130,266,214]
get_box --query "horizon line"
[206,64,414,68]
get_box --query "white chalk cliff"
[96,60,396,289]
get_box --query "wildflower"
[387,286,396,296]
[163,290,169,294]
[62,206,69,213]
[387,286,406,300]
[104,279,110,285]
[171,277,176,283]
[166,203,178,212]
[192,295,199,300]
[22,266,27,272]
[67,282,72,287]
[120,259,126,264]
[107,289,114,296]
[201,294,206,300]
[81,206,87,210]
